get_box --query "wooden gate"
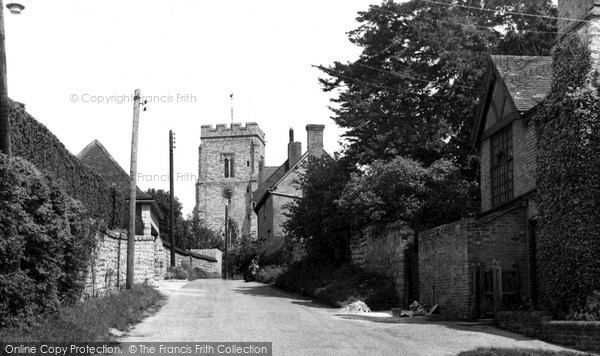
[470,260,519,318]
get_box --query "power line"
[370,7,565,35]
[420,0,590,23]
[357,63,475,90]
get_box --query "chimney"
[558,0,600,69]
[306,124,325,157]
[287,128,302,167]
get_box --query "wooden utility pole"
[0,0,11,157]
[126,89,141,290]
[224,204,228,280]
[169,130,175,267]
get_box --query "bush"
[164,266,188,280]
[258,237,294,267]
[566,290,600,321]
[0,155,97,329]
[226,235,257,281]
[274,261,400,310]
[256,265,286,284]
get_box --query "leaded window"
[490,126,514,206]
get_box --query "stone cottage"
[253,125,327,244]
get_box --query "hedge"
[8,100,127,228]
[533,35,600,316]
[0,155,98,328]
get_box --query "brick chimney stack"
[287,128,302,166]
[558,0,600,69]
[306,124,325,157]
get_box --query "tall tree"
[318,0,556,180]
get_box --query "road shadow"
[334,313,535,342]
[233,283,335,310]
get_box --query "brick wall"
[419,219,475,319]
[495,311,600,352]
[349,221,414,304]
[471,206,531,297]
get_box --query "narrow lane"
[121,280,581,356]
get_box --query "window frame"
[490,125,514,207]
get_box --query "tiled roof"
[253,161,290,210]
[491,55,553,112]
[77,140,152,200]
[263,166,278,181]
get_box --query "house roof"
[77,140,152,200]
[490,55,552,113]
[253,159,292,210]
[263,166,279,181]
[471,55,552,147]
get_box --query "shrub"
[274,261,400,310]
[0,155,97,329]
[258,237,293,267]
[256,265,286,284]
[566,290,600,321]
[226,235,257,281]
[164,266,188,280]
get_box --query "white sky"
[4,0,383,215]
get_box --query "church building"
[194,123,265,244]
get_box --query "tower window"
[223,154,234,178]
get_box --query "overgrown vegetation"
[0,284,164,342]
[533,35,600,317]
[275,261,400,311]
[0,154,98,329]
[8,100,127,228]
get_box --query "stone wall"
[83,230,160,298]
[419,219,474,319]
[350,221,415,306]
[190,249,222,275]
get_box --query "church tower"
[194,123,265,244]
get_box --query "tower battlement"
[201,122,265,142]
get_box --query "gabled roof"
[77,140,152,200]
[263,166,279,181]
[253,159,293,210]
[491,55,552,112]
[472,55,552,147]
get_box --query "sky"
[4,0,384,215]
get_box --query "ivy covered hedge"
[533,35,600,316]
[0,155,98,328]
[8,100,127,228]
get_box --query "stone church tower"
[194,123,265,243]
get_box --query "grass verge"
[0,283,165,342]
[458,348,595,356]
[274,260,400,310]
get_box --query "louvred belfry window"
[490,126,514,206]
[223,154,234,178]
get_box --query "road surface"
[121,279,583,356]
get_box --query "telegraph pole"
[0,0,11,157]
[126,89,141,290]
[224,204,228,280]
[169,130,175,267]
